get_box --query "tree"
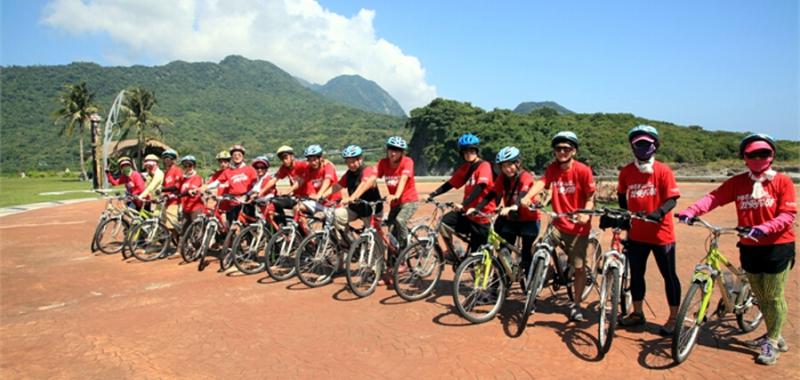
[52,82,99,181]
[118,87,173,167]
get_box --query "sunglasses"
[254,166,267,170]
[745,150,773,159]
[554,145,574,153]
[633,140,654,148]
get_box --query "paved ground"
[1,183,798,379]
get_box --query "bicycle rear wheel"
[91,216,107,252]
[672,281,707,364]
[597,267,620,355]
[95,217,129,254]
[265,227,301,281]
[232,225,270,275]
[452,254,506,324]
[346,235,383,298]
[393,241,443,302]
[179,219,205,263]
[520,256,547,330]
[295,231,339,287]
[735,281,763,333]
[130,221,171,261]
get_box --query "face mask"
[633,142,656,161]
[745,157,772,174]
[122,167,132,176]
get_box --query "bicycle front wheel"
[597,266,620,355]
[672,281,708,364]
[346,235,383,298]
[583,237,602,299]
[179,219,205,263]
[735,281,763,333]
[393,241,443,302]
[452,254,506,324]
[265,227,300,281]
[232,225,270,275]
[295,231,339,288]
[95,217,129,254]
[130,221,171,261]
[520,256,547,330]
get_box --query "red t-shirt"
[302,162,342,201]
[218,164,258,196]
[617,161,680,245]
[494,171,539,222]
[162,165,183,206]
[208,169,230,196]
[708,172,797,246]
[180,174,204,213]
[276,160,310,196]
[376,156,418,207]
[448,160,496,224]
[544,161,596,236]
[106,171,145,196]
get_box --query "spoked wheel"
[597,267,621,356]
[232,225,271,275]
[91,216,106,253]
[130,221,171,262]
[584,237,602,298]
[295,231,340,288]
[735,281,763,332]
[179,219,205,263]
[121,220,142,259]
[265,227,301,281]
[345,235,384,298]
[95,217,130,254]
[452,254,506,324]
[218,226,238,272]
[520,256,547,331]
[672,281,707,364]
[393,240,443,302]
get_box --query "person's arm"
[428,182,453,199]
[644,197,678,222]
[474,190,499,211]
[349,173,378,201]
[319,183,343,199]
[140,171,163,198]
[521,179,547,207]
[259,177,278,197]
[106,172,123,186]
[618,193,628,210]
[389,174,409,203]
[463,183,488,206]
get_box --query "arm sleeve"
[463,183,487,206]
[475,190,498,210]
[429,182,453,198]
[684,178,734,217]
[106,172,122,186]
[655,197,678,217]
[618,193,628,210]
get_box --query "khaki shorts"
[551,228,589,269]
[164,204,180,230]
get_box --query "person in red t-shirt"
[260,145,309,223]
[613,125,681,334]
[475,146,539,279]
[522,131,595,322]
[376,136,419,249]
[678,134,796,365]
[105,156,145,209]
[178,155,204,235]
[427,133,495,255]
[160,149,183,234]
[299,144,341,214]
[201,145,257,231]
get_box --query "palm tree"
[118,87,173,168]
[52,82,99,181]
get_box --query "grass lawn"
[0,177,120,208]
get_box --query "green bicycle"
[671,215,763,364]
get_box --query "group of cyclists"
[103,127,795,366]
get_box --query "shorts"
[301,200,328,214]
[739,242,796,274]
[551,227,589,269]
[164,204,180,230]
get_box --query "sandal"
[658,319,676,336]
[618,311,646,327]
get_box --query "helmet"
[628,125,660,147]
[739,133,776,157]
[303,144,323,157]
[180,155,197,165]
[215,150,231,160]
[386,136,408,150]
[495,146,521,164]
[341,145,363,158]
[161,148,178,159]
[117,156,133,167]
[251,156,270,168]
[551,131,579,149]
[457,133,480,151]
[229,144,246,155]
[276,145,294,157]
[144,154,160,162]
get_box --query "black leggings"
[627,240,682,306]
[441,211,489,253]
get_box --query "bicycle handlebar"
[673,213,756,241]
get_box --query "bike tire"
[90,216,107,252]
[520,257,547,331]
[597,267,621,355]
[179,219,205,263]
[393,240,443,302]
[583,237,602,299]
[672,281,707,364]
[130,221,171,262]
[95,217,130,255]
[452,254,506,324]
[295,231,339,288]
[346,235,383,298]
[232,225,270,275]
[735,281,763,333]
[219,225,239,271]
[265,227,301,281]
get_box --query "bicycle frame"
[470,213,519,289]
[691,230,746,320]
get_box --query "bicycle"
[231,196,282,275]
[345,198,394,297]
[189,193,241,272]
[179,192,227,264]
[128,195,174,262]
[671,215,763,364]
[91,190,133,254]
[294,201,354,288]
[263,196,322,281]
[391,199,473,302]
[519,209,602,329]
[451,209,529,324]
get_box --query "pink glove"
[677,210,695,225]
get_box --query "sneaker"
[618,311,646,327]
[746,334,788,352]
[569,306,586,322]
[756,339,780,366]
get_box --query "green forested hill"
[0,55,405,173]
[513,101,573,115]
[407,99,799,175]
[314,75,406,117]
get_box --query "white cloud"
[41,0,437,112]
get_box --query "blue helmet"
[341,145,363,158]
[303,144,323,157]
[457,133,480,151]
[161,148,178,159]
[739,133,776,158]
[551,131,579,149]
[495,146,521,164]
[179,155,197,165]
[386,136,408,150]
[628,125,660,147]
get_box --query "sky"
[1,0,798,140]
